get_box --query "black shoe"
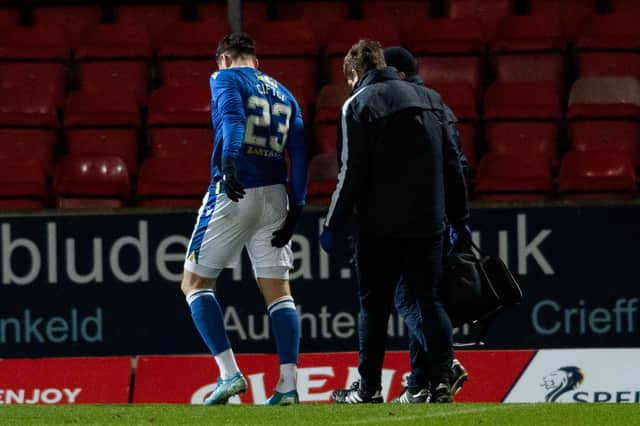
[332,381,383,404]
[450,359,469,398]
[430,383,453,403]
[391,387,430,403]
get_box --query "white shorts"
[184,183,293,280]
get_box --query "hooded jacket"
[324,67,469,238]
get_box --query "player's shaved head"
[343,39,386,80]
[216,33,257,65]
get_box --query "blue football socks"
[268,296,300,392]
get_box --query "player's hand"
[222,173,245,202]
[271,204,304,247]
[319,227,334,253]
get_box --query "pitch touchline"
[335,405,508,425]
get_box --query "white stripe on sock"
[267,296,296,315]
[186,289,214,306]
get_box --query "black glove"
[221,157,245,202]
[271,204,304,247]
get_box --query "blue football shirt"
[209,67,307,205]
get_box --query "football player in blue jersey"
[180,33,308,406]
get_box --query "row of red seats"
[0,148,636,210]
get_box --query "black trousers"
[355,233,453,394]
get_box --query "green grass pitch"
[1,404,639,425]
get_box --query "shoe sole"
[205,382,248,405]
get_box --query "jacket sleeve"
[324,103,367,230]
[444,105,469,174]
[210,71,245,162]
[442,109,470,227]
[286,99,308,206]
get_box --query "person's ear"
[398,71,406,80]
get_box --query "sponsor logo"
[0,388,82,404]
[541,366,584,402]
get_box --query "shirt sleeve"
[444,104,469,173]
[324,102,367,231]
[286,99,308,206]
[210,71,245,160]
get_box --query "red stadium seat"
[0,7,18,29]
[0,129,56,175]
[148,86,211,127]
[137,156,209,207]
[157,22,230,59]
[199,2,267,26]
[406,18,486,55]
[576,14,640,51]
[54,154,131,208]
[75,24,152,60]
[277,1,349,46]
[457,123,476,171]
[0,26,69,61]
[0,159,47,210]
[493,54,564,88]
[159,59,215,88]
[64,91,141,128]
[31,5,100,49]
[314,123,338,155]
[569,121,640,166]
[485,122,559,168]
[609,0,640,15]
[528,0,596,42]
[447,0,513,39]
[326,19,401,82]
[363,1,430,33]
[246,21,318,98]
[417,56,482,96]
[116,3,184,47]
[558,151,636,199]
[484,82,561,120]
[475,153,553,201]
[78,61,149,107]
[0,62,66,108]
[491,15,565,53]
[576,53,640,79]
[315,83,351,123]
[431,83,478,122]
[0,88,58,128]
[148,128,212,158]
[66,129,139,175]
[307,153,338,205]
[568,77,640,120]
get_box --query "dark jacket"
[324,67,469,238]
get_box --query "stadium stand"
[31,5,101,49]
[0,62,66,108]
[569,121,640,166]
[307,153,338,205]
[77,61,149,107]
[0,25,70,61]
[417,56,483,97]
[75,23,152,60]
[558,152,636,199]
[0,129,56,176]
[484,81,561,120]
[576,53,640,79]
[568,77,640,120]
[527,0,598,42]
[485,122,559,169]
[0,88,58,128]
[406,17,486,55]
[0,159,48,210]
[115,3,184,47]
[137,156,209,207]
[199,1,268,26]
[64,91,141,128]
[66,129,139,176]
[475,153,553,201]
[575,13,640,51]
[148,128,212,159]
[147,85,210,127]
[277,1,349,46]
[53,154,131,208]
[0,6,18,28]
[447,0,513,39]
